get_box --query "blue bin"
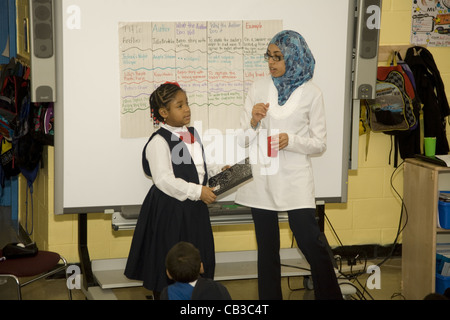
[436,254,450,295]
[438,191,450,229]
[436,273,450,295]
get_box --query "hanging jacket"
[405,46,450,155]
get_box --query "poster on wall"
[119,20,282,138]
[411,0,450,46]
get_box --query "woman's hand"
[200,186,217,204]
[278,133,289,150]
[270,133,289,151]
[251,103,269,127]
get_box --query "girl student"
[124,82,225,299]
[235,30,342,300]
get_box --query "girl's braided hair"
[149,82,183,124]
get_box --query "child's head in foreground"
[166,241,204,283]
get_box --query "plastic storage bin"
[438,191,450,229]
[436,273,450,295]
[436,254,450,295]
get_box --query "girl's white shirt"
[146,124,221,202]
[235,77,327,211]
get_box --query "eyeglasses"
[264,53,284,62]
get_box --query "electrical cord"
[330,160,407,267]
[376,160,408,268]
[283,163,408,300]
[323,161,407,299]
[282,213,370,298]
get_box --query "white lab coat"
[235,77,327,211]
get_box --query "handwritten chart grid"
[119,20,282,138]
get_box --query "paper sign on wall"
[118,20,282,138]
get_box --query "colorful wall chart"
[119,20,282,138]
[411,0,450,46]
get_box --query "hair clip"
[164,81,180,88]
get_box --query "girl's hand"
[201,186,217,204]
[251,103,269,127]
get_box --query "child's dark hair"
[149,82,183,123]
[166,242,201,283]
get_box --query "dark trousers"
[251,207,343,300]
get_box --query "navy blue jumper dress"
[124,127,215,292]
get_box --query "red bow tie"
[177,131,196,144]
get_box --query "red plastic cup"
[268,136,278,157]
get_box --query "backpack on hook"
[363,51,422,166]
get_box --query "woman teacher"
[235,30,342,300]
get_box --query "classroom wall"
[18,0,450,263]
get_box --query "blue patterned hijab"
[269,30,315,106]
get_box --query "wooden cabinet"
[403,158,450,300]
